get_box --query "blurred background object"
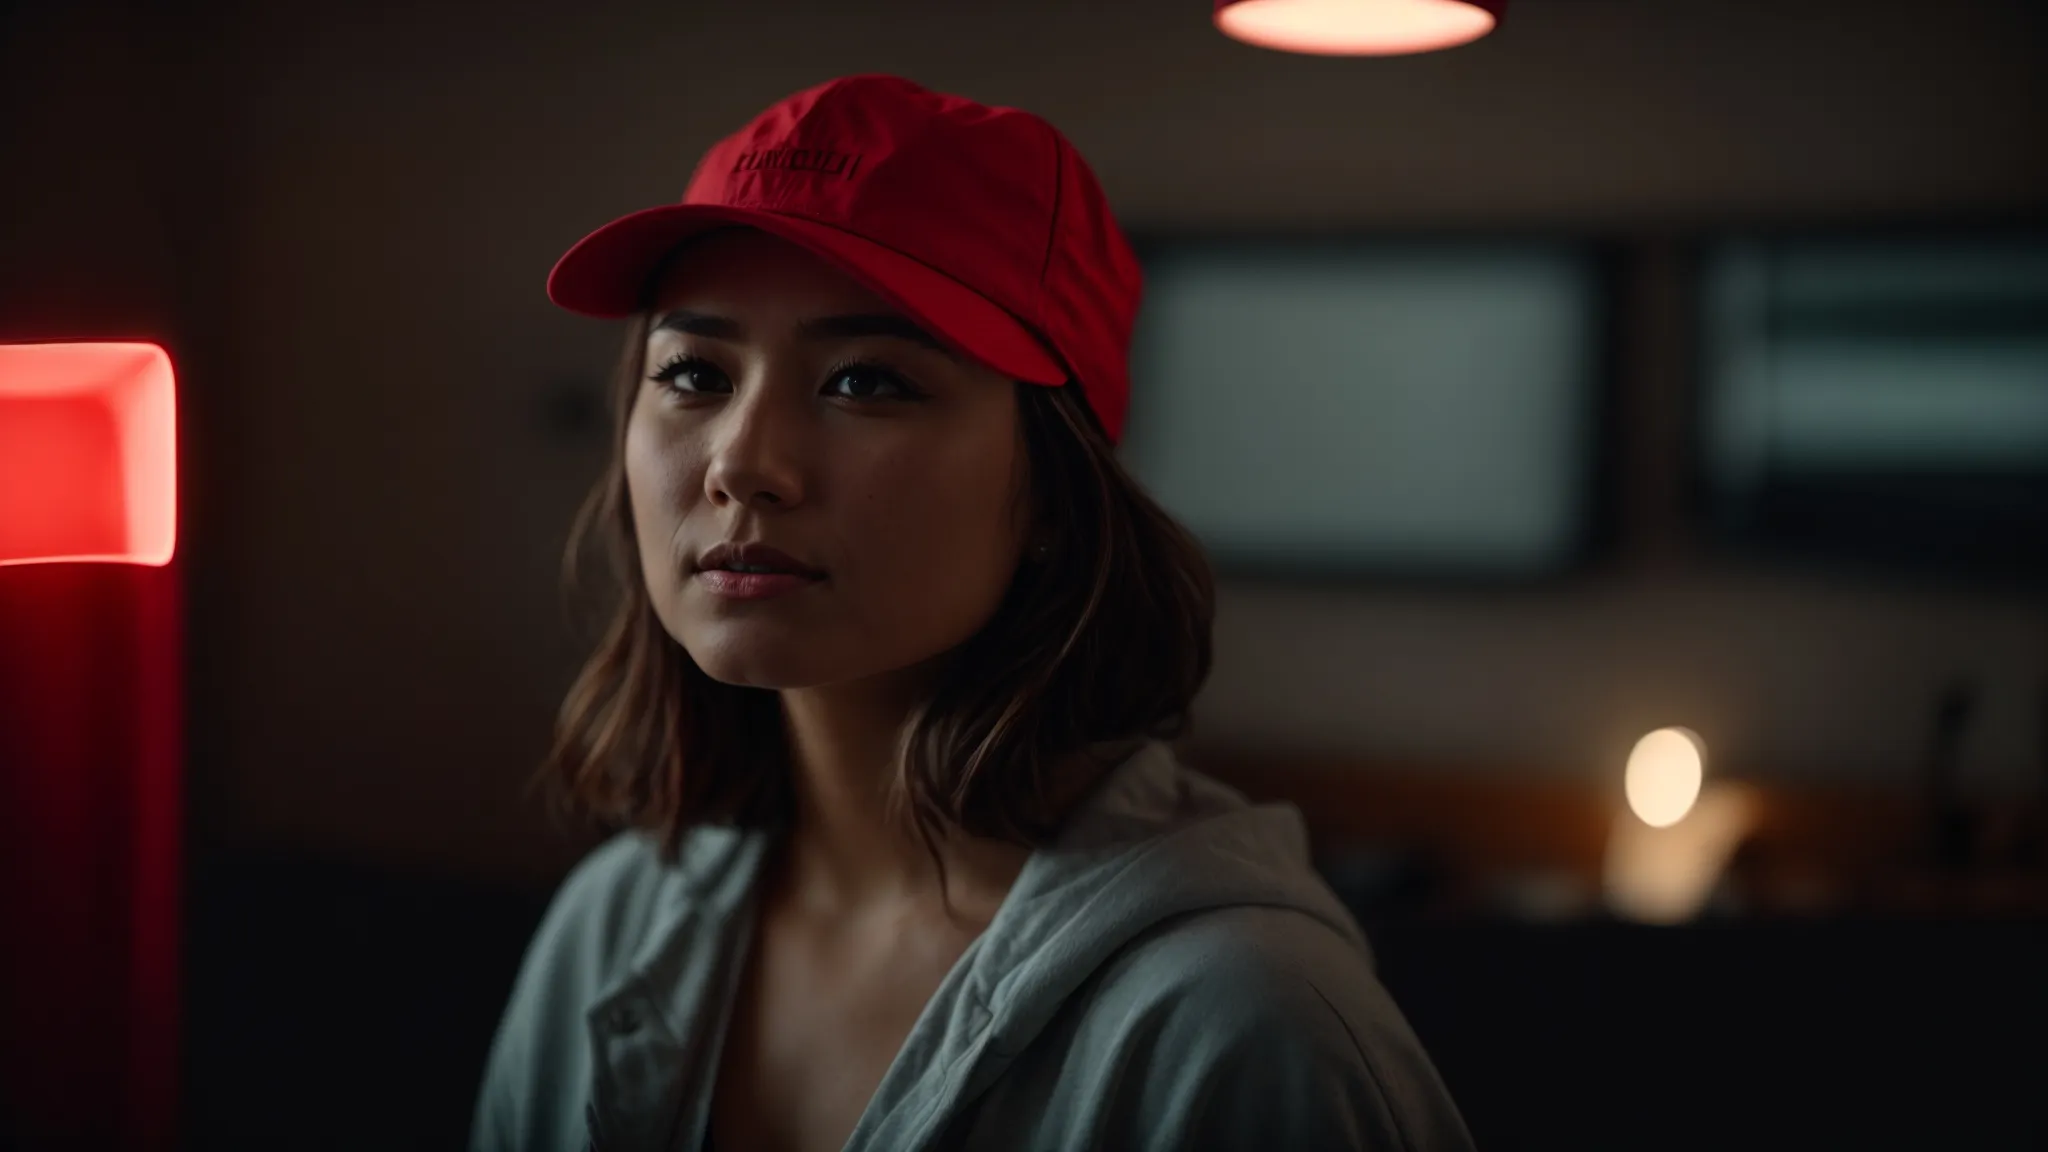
[2,0,2045,1148]
[0,341,182,1151]
[1213,0,1509,56]
[0,343,178,568]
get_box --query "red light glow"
[0,342,177,567]
[1215,0,1503,56]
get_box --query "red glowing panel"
[0,342,177,567]
[1215,0,1505,56]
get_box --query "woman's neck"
[776,674,1027,923]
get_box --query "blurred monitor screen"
[1121,241,1603,577]
[1702,232,2048,578]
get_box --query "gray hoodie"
[470,741,1474,1151]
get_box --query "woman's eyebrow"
[650,310,741,339]
[796,313,953,357]
[650,309,959,361]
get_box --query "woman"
[473,74,1472,1152]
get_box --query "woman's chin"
[682,629,841,691]
[689,651,819,691]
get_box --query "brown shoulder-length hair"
[531,310,1215,866]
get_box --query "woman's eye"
[649,355,730,395]
[825,363,917,401]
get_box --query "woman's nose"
[702,385,808,510]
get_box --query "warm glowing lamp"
[1625,726,1705,829]
[1214,0,1508,56]
[1605,727,1758,924]
[0,341,178,566]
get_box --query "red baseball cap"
[547,74,1143,443]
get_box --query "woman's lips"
[693,569,824,600]
[696,541,824,578]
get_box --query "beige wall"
[7,0,2045,885]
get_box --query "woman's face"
[626,228,1033,691]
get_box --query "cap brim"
[546,204,1068,387]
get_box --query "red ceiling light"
[0,341,178,567]
[1215,0,1507,56]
